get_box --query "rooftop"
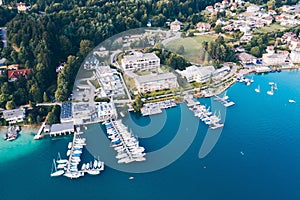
[3,108,24,119]
[50,122,74,133]
[135,72,177,84]
[123,52,159,63]
[60,102,72,119]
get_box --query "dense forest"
[0,0,222,109]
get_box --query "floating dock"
[213,94,235,107]
[141,99,176,116]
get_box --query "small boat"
[289,99,296,103]
[87,170,100,175]
[68,142,72,149]
[240,151,245,156]
[93,160,98,169]
[86,163,90,170]
[269,82,275,85]
[57,163,67,169]
[67,150,71,156]
[81,164,86,170]
[4,126,20,141]
[129,176,134,180]
[50,159,64,177]
[254,85,260,93]
[267,87,274,96]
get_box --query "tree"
[79,39,93,58]
[250,46,261,57]
[267,0,276,10]
[43,92,49,102]
[5,100,16,110]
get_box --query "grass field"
[257,23,287,33]
[165,34,220,64]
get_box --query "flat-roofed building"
[2,108,25,124]
[134,73,178,93]
[121,52,160,71]
[49,122,74,137]
[237,52,257,65]
[60,102,73,122]
[176,65,215,83]
[262,51,289,66]
[96,102,117,121]
[290,49,300,63]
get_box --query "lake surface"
[1,71,300,200]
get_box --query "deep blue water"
[1,71,300,200]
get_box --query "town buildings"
[176,65,215,83]
[121,52,160,71]
[134,73,178,93]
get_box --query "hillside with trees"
[0,0,221,108]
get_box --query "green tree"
[5,100,16,110]
[250,46,261,57]
[43,92,49,102]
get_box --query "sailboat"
[255,85,260,93]
[50,159,64,177]
[56,152,68,164]
[267,86,274,96]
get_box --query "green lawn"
[258,23,287,33]
[165,35,220,64]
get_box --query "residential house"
[288,38,300,50]
[7,64,19,70]
[7,68,31,82]
[268,10,277,15]
[281,32,297,43]
[170,19,182,31]
[237,52,257,65]
[206,6,214,12]
[16,2,27,12]
[176,65,215,83]
[134,73,178,93]
[2,108,25,124]
[196,22,211,31]
[261,16,273,26]
[247,5,260,13]
[121,52,160,71]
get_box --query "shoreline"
[0,124,40,133]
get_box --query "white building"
[262,51,289,66]
[247,5,260,13]
[96,102,117,121]
[2,108,25,124]
[176,65,215,83]
[134,73,178,93]
[121,52,160,71]
[237,52,257,65]
[49,122,74,137]
[290,49,300,63]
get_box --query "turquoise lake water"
[1,71,300,200]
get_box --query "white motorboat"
[289,99,296,103]
[67,150,71,156]
[86,163,90,170]
[57,163,67,169]
[81,164,86,170]
[87,170,100,175]
[93,160,98,169]
[68,142,72,149]
[56,159,69,164]
[254,85,260,93]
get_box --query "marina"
[140,99,177,116]
[213,93,235,108]
[104,120,146,164]
[50,131,105,179]
[187,98,224,129]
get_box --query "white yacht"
[267,87,274,96]
[255,85,260,93]
[289,99,296,103]
[87,170,100,175]
[68,142,72,149]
